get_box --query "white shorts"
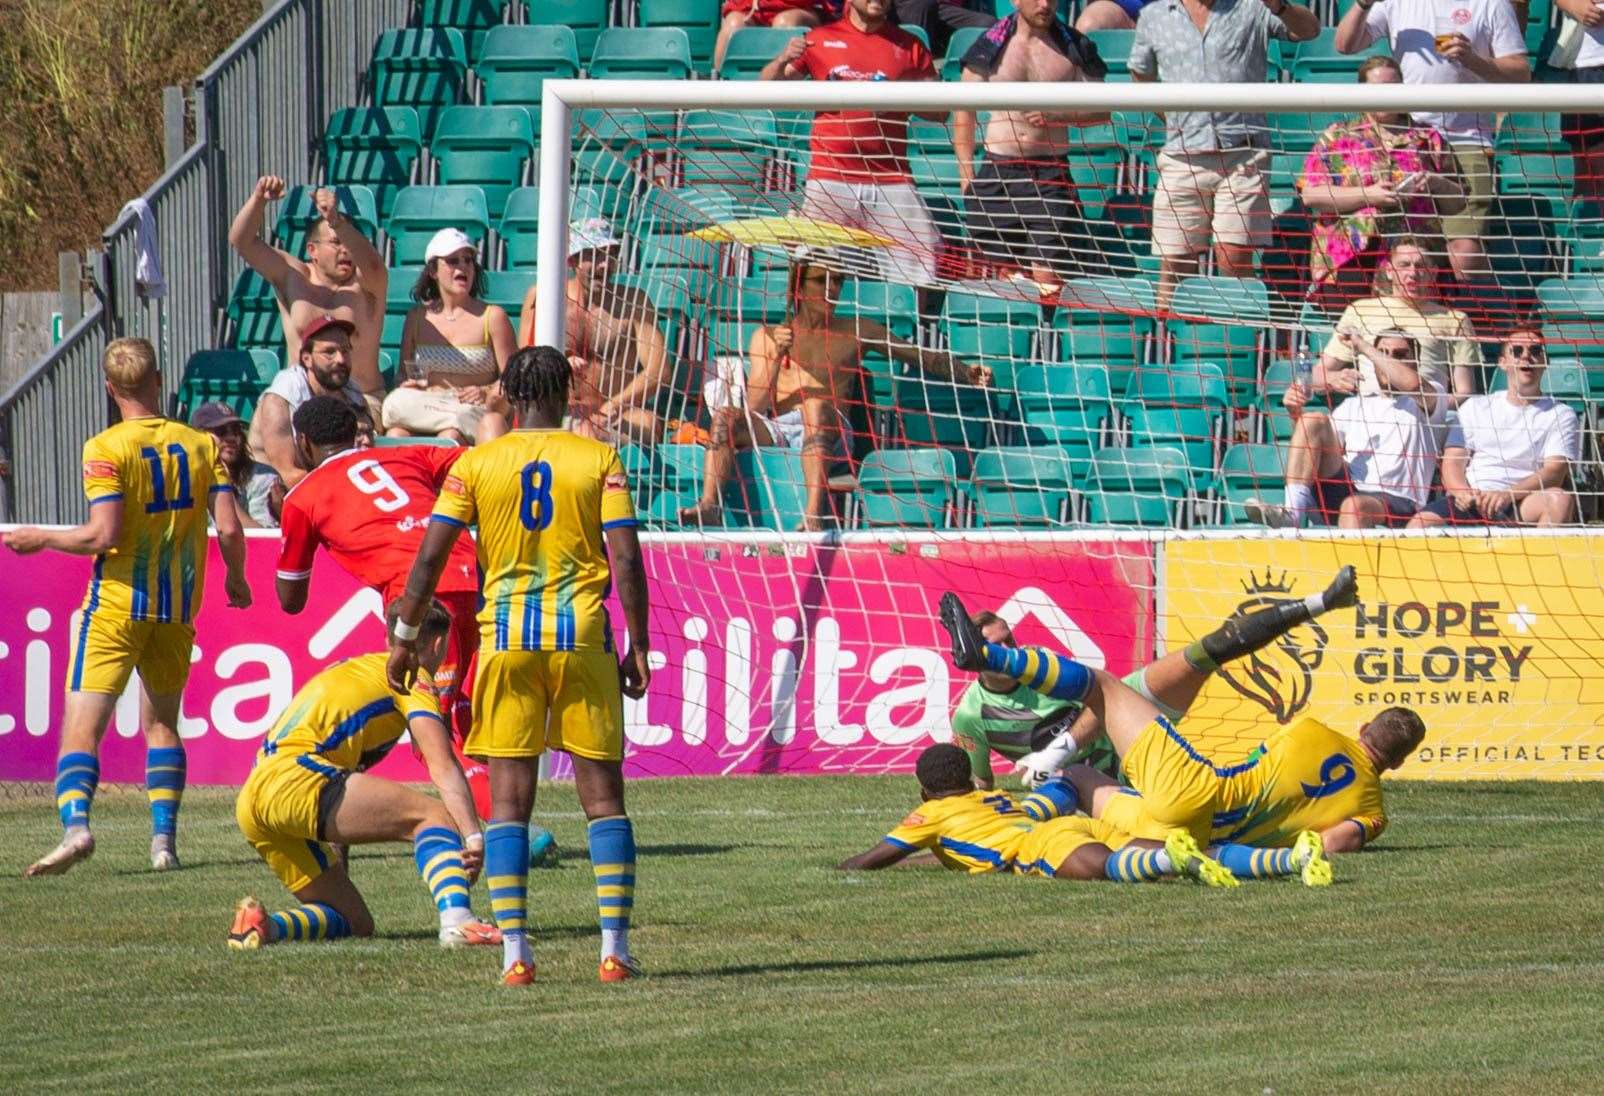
[800,178,940,286]
[755,405,853,458]
[1151,149,1272,257]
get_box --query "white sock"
[502,929,530,970]
[1284,483,1315,524]
[1304,593,1328,616]
[1154,850,1175,874]
[439,906,473,931]
[601,927,629,962]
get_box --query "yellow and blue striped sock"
[485,821,531,968]
[1019,777,1079,821]
[981,644,1093,703]
[588,816,636,961]
[413,825,472,917]
[1105,846,1172,882]
[1213,844,1297,880]
[267,903,351,943]
[55,751,99,831]
[145,746,186,838]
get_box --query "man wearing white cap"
[383,228,516,444]
[517,218,669,447]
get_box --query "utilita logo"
[1216,569,1325,725]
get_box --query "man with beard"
[190,402,280,528]
[248,315,372,486]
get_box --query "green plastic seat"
[748,448,816,531]
[1271,109,1351,153]
[942,291,1040,376]
[1498,112,1566,153]
[1537,276,1604,321]
[372,435,460,448]
[1543,325,1604,405]
[1015,362,1112,476]
[226,269,283,356]
[939,27,986,80]
[719,26,806,79]
[383,268,423,358]
[385,185,489,266]
[477,25,580,125]
[418,0,503,64]
[322,107,423,221]
[678,110,778,192]
[369,29,467,140]
[478,270,533,316]
[637,235,721,302]
[532,2,608,59]
[175,351,267,421]
[638,186,739,238]
[642,443,708,527]
[273,185,379,259]
[1498,152,1575,200]
[498,185,603,270]
[429,106,535,222]
[857,448,958,528]
[639,0,721,70]
[1289,29,1387,83]
[838,280,918,342]
[589,28,694,80]
[571,110,650,220]
[892,376,995,470]
[910,151,966,202]
[1489,194,1561,295]
[1260,358,1297,444]
[1167,275,1268,402]
[970,446,1075,528]
[1124,363,1228,482]
[1087,30,1135,77]
[1212,442,1286,525]
[718,269,791,326]
[1086,446,1191,526]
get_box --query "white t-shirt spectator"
[1359,0,1527,146]
[1448,392,1580,491]
[263,366,367,414]
[1331,382,1446,505]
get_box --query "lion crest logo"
[1215,569,1325,724]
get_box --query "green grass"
[2,778,1602,1094]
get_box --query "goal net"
[535,77,1604,782]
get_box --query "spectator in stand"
[191,402,279,529]
[1335,0,1530,285]
[1559,0,1604,202]
[1249,329,1446,528]
[1297,56,1466,311]
[953,0,1110,294]
[517,219,668,447]
[762,0,942,289]
[1076,0,1158,32]
[715,3,834,75]
[383,229,515,445]
[1129,0,1321,310]
[1410,328,1579,527]
[1314,237,1479,406]
[249,314,372,486]
[228,177,388,422]
[894,0,996,55]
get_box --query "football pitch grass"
[2,777,1601,1095]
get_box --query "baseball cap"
[569,217,621,257]
[190,402,243,431]
[300,313,356,353]
[424,227,477,263]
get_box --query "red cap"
[300,313,356,353]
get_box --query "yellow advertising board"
[1163,535,1604,780]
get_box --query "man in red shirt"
[761,0,941,287]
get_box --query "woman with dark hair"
[191,401,280,528]
[382,228,516,444]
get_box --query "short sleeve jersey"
[798,18,935,184]
[276,444,479,603]
[1210,718,1387,848]
[432,428,637,653]
[80,417,229,624]
[883,789,1040,873]
[256,652,444,773]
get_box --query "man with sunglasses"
[1410,327,1579,528]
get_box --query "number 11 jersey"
[276,445,480,604]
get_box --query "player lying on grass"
[938,590,1426,878]
[952,564,1357,790]
[228,600,499,950]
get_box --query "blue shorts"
[1114,0,1150,18]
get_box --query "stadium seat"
[225,268,282,357]
[1288,29,1387,83]
[369,29,467,140]
[1271,110,1349,154]
[429,106,535,222]
[838,280,918,342]
[1259,358,1297,444]
[641,443,708,526]
[1498,112,1566,153]
[589,28,695,80]
[1166,276,1269,402]
[720,268,792,326]
[417,0,503,64]
[639,0,722,71]
[1123,362,1229,482]
[372,435,460,447]
[479,270,533,316]
[572,110,651,220]
[856,447,958,528]
[939,27,986,81]
[1015,362,1113,476]
[942,291,1040,392]
[1087,30,1136,79]
[749,448,815,531]
[498,185,603,270]
[1051,277,1156,392]
[534,1,609,61]
[1498,152,1575,201]
[1086,445,1191,526]
[477,25,580,126]
[892,376,995,471]
[174,350,268,421]
[385,185,489,266]
[1542,322,1604,404]
[969,446,1076,528]
[1538,275,1604,320]
[910,150,968,205]
[719,26,807,79]
[637,234,721,302]
[273,185,379,259]
[322,107,424,221]
[383,268,423,358]
[1211,442,1286,525]
[1489,194,1562,297]
[677,110,779,194]
[639,186,739,237]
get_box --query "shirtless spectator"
[714,1,830,74]
[679,258,992,531]
[1248,329,1445,529]
[248,314,372,486]
[763,0,942,288]
[517,219,668,447]
[954,0,1110,293]
[228,177,388,418]
[1410,328,1579,528]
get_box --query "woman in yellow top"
[382,228,517,444]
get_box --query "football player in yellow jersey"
[228,600,501,950]
[839,744,1237,886]
[388,345,652,986]
[5,338,251,878]
[938,590,1425,885]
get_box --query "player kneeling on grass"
[838,743,1240,887]
[229,600,498,950]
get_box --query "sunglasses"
[1508,343,1546,361]
[437,252,478,268]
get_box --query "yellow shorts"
[467,649,624,762]
[235,755,342,892]
[1118,716,1222,843]
[1098,788,1180,843]
[67,612,194,696]
[1015,816,1130,877]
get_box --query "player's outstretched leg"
[939,593,1093,704]
[1163,831,1240,889]
[1210,832,1333,887]
[1181,565,1357,678]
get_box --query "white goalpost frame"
[534,78,1604,349]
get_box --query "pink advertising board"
[0,532,1153,784]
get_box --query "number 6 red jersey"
[276,444,480,604]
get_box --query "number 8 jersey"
[276,444,480,604]
[430,428,637,653]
